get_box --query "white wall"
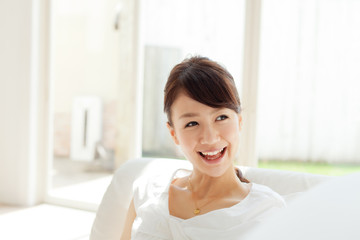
[0,0,48,206]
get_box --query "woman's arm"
[120,198,137,240]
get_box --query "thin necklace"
[187,175,216,215]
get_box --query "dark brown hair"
[164,56,241,126]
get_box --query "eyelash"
[185,121,198,128]
[184,115,229,128]
[216,115,228,121]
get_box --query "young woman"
[121,56,285,240]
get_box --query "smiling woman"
[120,56,286,240]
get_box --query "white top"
[131,170,286,240]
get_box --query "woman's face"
[167,92,242,177]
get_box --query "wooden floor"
[0,204,96,240]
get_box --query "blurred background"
[1,0,360,238]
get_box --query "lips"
[198,147,227,163]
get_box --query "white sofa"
[90,157,332,240]
[245,171,360,240]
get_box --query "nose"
[200,124,220,145]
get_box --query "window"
[140,0,246,158]
[140,0,360,175]
[257,0,360,174]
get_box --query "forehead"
[171,92,222,119]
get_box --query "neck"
[189,165,242,199]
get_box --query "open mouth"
[198,147,227,162]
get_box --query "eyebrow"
[178,112,199,119]
[178,108,224,120]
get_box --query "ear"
[167,122,180,145]
[238,114,243,131]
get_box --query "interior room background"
[1,0,359,209]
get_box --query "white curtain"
[257,0,360,163]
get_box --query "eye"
[185,121,198,128]
[216,115,228,121]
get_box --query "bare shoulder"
[169,176,194,219]
[171,176,188,188]
[169,176,190,202]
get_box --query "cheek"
[222,121,240,142]
[177,132,194,149]
[176,131,199,157]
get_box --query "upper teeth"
[202,148,224,156]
